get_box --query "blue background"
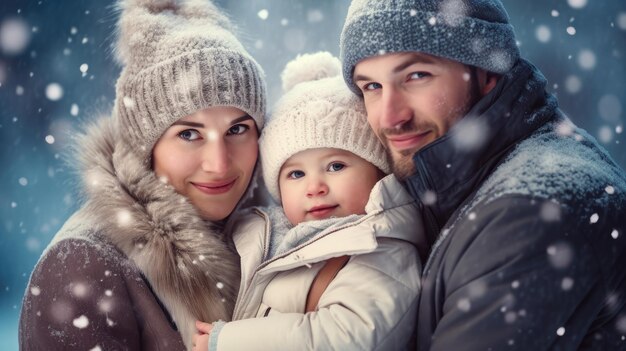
[1,0,624,349]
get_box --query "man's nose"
[380,86,413,130]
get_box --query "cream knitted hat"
[113,0,266,163]
[260,52,390,203]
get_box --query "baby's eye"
[178,129,201,141]
[287,170,305,179]
[327,162,345,172]
[227,124,250,135]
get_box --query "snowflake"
[73,315,89,329]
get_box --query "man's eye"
[362,82,382,91]
[409,72,430,80]
[178,129,201,141]
[287,170,305,179]
[227,124,249,135]
[327,162,345,172]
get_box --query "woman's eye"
[178,129,201,141]
[227,124,249,135]
[327,162,345,172]
[409,72,430,80]
[362,82,382,91]
[287,170,305,179]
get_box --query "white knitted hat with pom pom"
[260,51,390,203]
[114,0,266,164]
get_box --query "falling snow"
[567,0,587,9]
[45,83,64,101]
[577,50,596,70]
[547,242,574,269]
[566,26,576,36]
[564,75,582,94]
[457,298,471,312]
[540,200,561,222]
[257,9,269,20]
[561,277,575,291]
[73,315,89,329]
[420,190,437,206]
[1,3,625,350]
[618,13,626,30]
[535,25,551,43]
[611,230,620,239]
[117,210,132,227]
[0,18,31,55]
[598,95,622,123]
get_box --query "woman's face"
[153,106,258,221]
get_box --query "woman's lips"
[307,205,339,219]
[192,178,237,195]
[387,131,432,151]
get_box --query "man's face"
[353,52,491,179]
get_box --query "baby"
[194,52,425,350]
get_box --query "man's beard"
[378,120,435,180]
[379,68,482,181]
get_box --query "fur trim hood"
[69,115,240,349]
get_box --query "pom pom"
[114,0,181,65]
[281,52,341,93]
[125,0,180,13]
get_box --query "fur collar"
[72,116,240,349]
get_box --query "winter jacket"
[409,59,626,350]
[19,116,241,350]
[211,175,427,350]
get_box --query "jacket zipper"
[233,208,384,320]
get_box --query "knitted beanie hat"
[340,0,520,94]
[260,52,390,203]
[114,0,266,162]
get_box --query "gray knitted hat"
[340,0,520,94]
[260,52,390,203]
[114,0,266,162]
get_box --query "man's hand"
[192,321,214,351]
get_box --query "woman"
[19,0,266,349]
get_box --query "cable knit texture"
[114,0,266,164]
[260,52,389,202]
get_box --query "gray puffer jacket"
[409,59,626,350]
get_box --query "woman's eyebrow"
[231,114,253,124]
[172,121,204,128]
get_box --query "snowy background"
[0,0,624,348]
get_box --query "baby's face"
[278,148,383,225]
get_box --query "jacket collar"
[70,116,240,349]
[254,175,423,273]
[404,59,559,247]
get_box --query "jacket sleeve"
[426,196,604,350]
[214,239,421,351]
[19,239,142,350]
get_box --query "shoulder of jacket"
[470,121,626,213]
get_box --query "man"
[340,0,626,349]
